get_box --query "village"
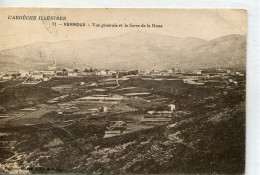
[0,57,245,85]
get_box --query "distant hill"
[0,32,246,72]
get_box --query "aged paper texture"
[0,8,246,174]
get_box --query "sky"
[0,8,247,51]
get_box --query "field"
[0,74,245,174]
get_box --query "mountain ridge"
[0,32,246,72]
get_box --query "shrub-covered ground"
[0,76,245,174]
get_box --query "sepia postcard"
[0,8,246,174]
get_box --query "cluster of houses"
[0,66,245,83]
[30,68,118,80]
[0,68,119,82]
[139,68,180,76]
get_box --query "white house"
[168,104,176,111]
[31,73,43,80]
[41,70,55,75]
[96,70,107,76]
[1,75,12,80]
[226,70,231,74]
[193,70,202,75]
[99,106,108,112]
[68,72,78,77]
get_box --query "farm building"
[168,104,176,111]
[99,106,108,112]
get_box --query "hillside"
[0,82,245,174]
[0,32,246,71]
